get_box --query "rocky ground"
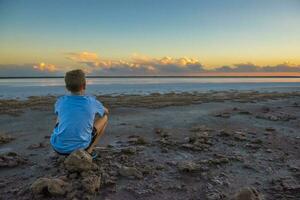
[0,91,299,200]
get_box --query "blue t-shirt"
[50,95,105,154]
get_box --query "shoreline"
[1,90,300,116]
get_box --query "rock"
[0,133,14,144]
[245,143,261,150]
[68,173,78,179]
[266,149,272,153]
[234,131,247,141]
[31,177,68,196]
[182,131,212,151]
[177,161,198,172]
[155,164,165,170]
[261,107,270,113]
[121,147,137,155]
[279,177,300,192]
[141,165,153,174]
[119,166,143,179]
[81,174,101,193]
[257,113,296,122]
[288,164,300,172]
[215,113,230,118]
[154,128,162,134]
[128,136,148,145]
[269,115,279,121]
[232,187,263,200]
[64,150,93,172]
[27,142,47,149]
[251,139,263,144]
[238,111,251,115]
[209,158,230,165]
[135,137,148,145]
[101,172,117,186]
[0,152,26,168]
[161,147,168,153]
[219,130,231,137]
[158,130,170,138]
[207,192,226,200]
[265,127,275,132]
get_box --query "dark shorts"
[89,127,97,148]
[52,126,97,156]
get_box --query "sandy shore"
[0,91,300,199]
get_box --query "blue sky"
[0,0,300,76]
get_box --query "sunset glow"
[0,0,300,76]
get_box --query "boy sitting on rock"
[50,69,108,157]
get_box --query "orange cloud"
[63,51,300,75]
[33,62,57,72]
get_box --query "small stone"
[69,173,78,179]
[177,161,198,172]
[135,137,148,145]
[119,166,143,179]
[265,127,275,132]
[261,107,270,113]
[0,133,14,144]
[161,147,168,153]
[209,157,230,165]
[234,131,247,141]
[266,149,272,153]
[155,128,162,134]
[232,187,262,200]
[155,164,165,170]
[239,111,251,115]
[245,143,261,150]
[251,139,263,144]
[27,142,46,149]
[121,147,136,155]
[215,113,230,118]
[102,172,116,186]
[219,130,231,137]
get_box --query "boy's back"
[50,95,105,154]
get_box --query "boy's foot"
[90,151,98,160]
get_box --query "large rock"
[64,149,93,172]
[81,174,101,193]
[232,187,263,200]
[31,177,68,196]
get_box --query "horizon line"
[1,75,300,79]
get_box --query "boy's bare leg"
[86,115,108,154]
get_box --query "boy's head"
[65,69,86,93]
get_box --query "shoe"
[90,151,98,160]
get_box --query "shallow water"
[0,77,300,99]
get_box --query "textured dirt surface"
[0,91,299,199]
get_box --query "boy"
[50,69,108,156]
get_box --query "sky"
[0,0,300,76]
